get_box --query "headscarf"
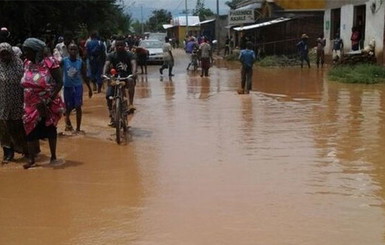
[22,38,46,62]
[0,42,13,54]
[0,27,10,42]
[23,38,46,52]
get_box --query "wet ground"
[1,49,385,244]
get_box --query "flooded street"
[1,49,385,244]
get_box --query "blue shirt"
[239,49,255,68]
[185,41,197,53]
[62,57,82,87]
[296,40,308,56]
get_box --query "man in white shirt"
[159,36,174,77]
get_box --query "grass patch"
[257,55,300,67]
[225,52,317,67]
[327,64,385,84]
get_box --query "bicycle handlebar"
[101,74,134,81]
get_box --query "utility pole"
[141,5,144,34]
[216,0,220,55]
[185,0,189,36]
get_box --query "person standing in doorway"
[296,34,310,68]
[159,36,174,77]
[238,41,255,94]
[351,26,360,51]
[316,33,326,68]
[332,33,344,64]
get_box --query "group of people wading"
[0,27,138,169]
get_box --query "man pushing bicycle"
[103,37,137,127]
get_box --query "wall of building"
[325,0,366,9]
[366,1,385,62]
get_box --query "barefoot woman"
[21,38,64,169]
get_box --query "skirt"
[0,119,28,153]
[26,119,57,141]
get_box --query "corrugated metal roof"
[162,24,173,29]
[199,19,216,25]
[236,3,262,10]
[233,17,291,31]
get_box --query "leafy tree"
[0,0,132,44]
[193,0,214,21]
[225,0,243,10]
[146,9,172,32]
[132,20,148,35]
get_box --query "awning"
[233,17,291,31]
[162,24,173,29]
[236,3,262,10]
[199,19,216,25]
[224,25,236,29]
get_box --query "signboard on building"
[228,9,255,25]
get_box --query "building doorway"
[354,5,366,49]
[330,8,341,39]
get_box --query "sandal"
[65,124,74,131]
[23,160,35,169]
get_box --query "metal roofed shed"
[234,17,291,31]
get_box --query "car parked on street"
[139,39,164,64]
[148,32,167,43]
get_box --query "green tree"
[193,0,214,21]
[132,20,148,35]
[146,9,172,32]
[0,0,132,43]
[225,0,243,10]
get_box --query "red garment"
[351,31,360,45]
[21,57,64,135]
[135,47,147,54]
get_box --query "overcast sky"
[124,0,230,21]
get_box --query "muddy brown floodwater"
[1,49,385,245]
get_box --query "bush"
[327,64,385,84]
[257,55,300,67]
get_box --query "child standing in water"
[296,34,310,68]
[61,43,92,133]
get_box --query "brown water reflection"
[1,52,385,244]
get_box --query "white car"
[139,39,164,64]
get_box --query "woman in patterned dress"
[21,38,64,169]
[0,42,28,163]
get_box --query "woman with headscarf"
[21,38,64,169]
[0,42,28,163]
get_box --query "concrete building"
[324,0,384,63]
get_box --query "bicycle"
[191,51,199,71]
[102,73,134,144]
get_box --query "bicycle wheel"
[115,97,122,144]
[122,100,128,133]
